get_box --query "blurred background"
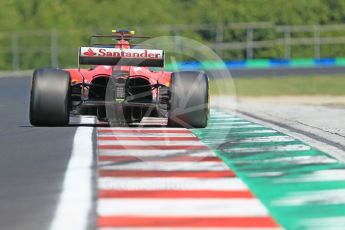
[1,0,345,97]
[2,0,345,68]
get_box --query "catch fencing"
[2,23,345,70]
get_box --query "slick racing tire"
[168,71,209,128]
[30,68,71,126]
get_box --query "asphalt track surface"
[0,77,86,230]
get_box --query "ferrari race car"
[29,29,209,128]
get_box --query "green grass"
[210,75,345,96]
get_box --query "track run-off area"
[1,76,345,230]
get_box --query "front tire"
[168,71,209,128]
[30,68,71,126]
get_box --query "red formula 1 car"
[29,29,209,128]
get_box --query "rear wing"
[79,47,164,67]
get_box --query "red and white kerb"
[95,125,280,230]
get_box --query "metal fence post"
[11,33,19,70]
[284,27,291,59]
[135,26,141,35]
[173,28,182,61]
[216,24,224,58]
[314,26,320,59]
[246,28,253,59]
[51,29,58,67]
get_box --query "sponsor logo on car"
[81,47,163,59]
[83,48,97,56]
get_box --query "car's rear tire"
[30,68,71,126]
[168,71,209,128]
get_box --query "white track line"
[98,149,217,157]
[209,122,252,125]
[227,144,311,153]
[99,228,281,230]
[98,198,269,217]
[302,217,345,229]
[197,130,278,134]
[223,136,295,143]
[265,155,336,164]
[98,127,188,131]
[273,188,345,206]
[50,117,94,230]
[205,125,264,129]
[210,117,243,120]
[98,177,247,190]
[100,161,229,171]
[97,140,205,146]
[97,133,196,137]
[238,155,336,165]
[274,169,345,183]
